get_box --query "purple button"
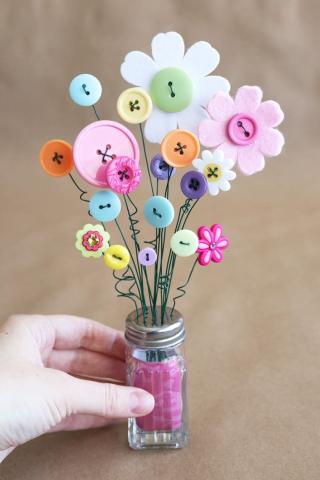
[227,113,258,146]
[180,171,207,199]
[138,247,157,266]
[150,154,176,180]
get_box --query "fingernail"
[130,391,154,415]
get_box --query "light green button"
[150,67,194,113]
[170,229,199,257]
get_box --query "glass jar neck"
[125,306,185,350]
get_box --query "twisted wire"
[171,258,198,316]
[68,173,90,203]
[112,267,139,320]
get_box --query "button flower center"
[150,67,194,113]
[203,163,221,182]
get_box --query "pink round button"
[227,113,258,146]
[73,120,140,188]
[106,156,142,194]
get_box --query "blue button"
[69,74,102,107]
[89,190,121,222]
[144,196,174,228]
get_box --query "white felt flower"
[120,32,230,144]
[192,150,236,196]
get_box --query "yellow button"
[117,87,153,124]
[160,129,200,168]
[104,245,130,270]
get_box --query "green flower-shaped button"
[150,67,194,113]
[75,224,110,258]
[170,229,199,257]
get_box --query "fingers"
[47,349,126,382]
[61,374,154,419]
[13,315,126,360]
[50,414,115,432]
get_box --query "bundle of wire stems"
[70,106,198,326]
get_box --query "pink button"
[73,120,140,188]
[227,113,258,146]
[106,156,141,194]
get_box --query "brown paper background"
[1,0,320,478]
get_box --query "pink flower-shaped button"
[196,224,229,266]
[198,86,284,175]
[73,120,140,188]
[106,156,142,194]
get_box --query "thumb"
[61,374,154,419]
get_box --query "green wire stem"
[92,104,100,120]
[139,123,154,196]
[112,267,139,322]
[171,258,198,316]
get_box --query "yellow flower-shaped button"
[104,245,130,270]
[117,87,153,124]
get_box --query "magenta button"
[227,113,258,146]
[73,120,140,188]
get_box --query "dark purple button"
[180,171,207,199]
[150,154,176,180]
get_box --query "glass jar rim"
[125,306,185,349]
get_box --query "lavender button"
[150,154,176,180]
[138,248,157,266]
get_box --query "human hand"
[0,315,154,462]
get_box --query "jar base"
[128,418,188,449]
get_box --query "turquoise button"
[69,74,102,107]
[170,229,199,257]
[150,67,194,113]
[144,196,174,228]
[89,190,121,222]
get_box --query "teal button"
[150,67,194,113]
[144,196,174,228]
[89,190,121,222]
[69,74,102,107]
[170,229,199,257]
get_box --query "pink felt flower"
[198,86,285,175]
[196,224,229,266]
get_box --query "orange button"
[160,129,200,168]
[39,139,73,177]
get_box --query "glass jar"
[125,306,188,449]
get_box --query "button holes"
[82,84,90,96]
[237,120,250,137]
[189,179,200,190]
[146,253,150,261]
[174,142,187,155]
[129,99,140,111]
[117,169,130,181]
[97,145,114,163]
[152,207,162,218]
[207,167,219,178]
[98,203,111,209]
[168,81,175,98]
[112,254,123,261]
[179,241,190,246]
[52,152,63,164]
[159,161,168,171]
